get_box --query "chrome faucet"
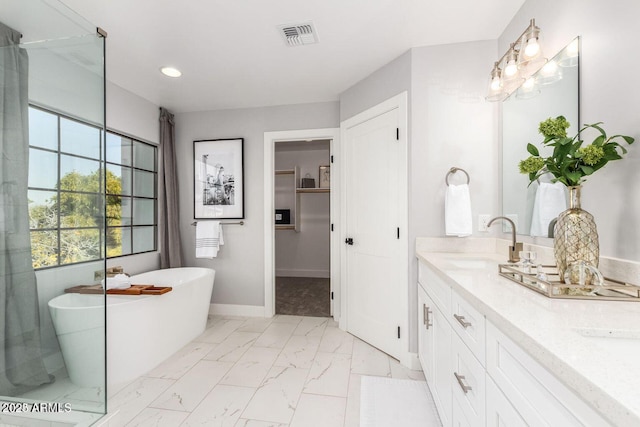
[488,216,523,263]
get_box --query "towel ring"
[445,167,470,186]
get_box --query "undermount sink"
[445,258,495,270]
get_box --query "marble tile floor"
[102,314,425,426]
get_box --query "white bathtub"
[48,267,215,387]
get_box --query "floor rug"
[360,376,441,427]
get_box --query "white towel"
[445,184,473,237]
[101,273,132,290]
[196,221,224,258]
[530,182,567,237]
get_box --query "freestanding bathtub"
[48,267,215,387]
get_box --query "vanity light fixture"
[538,59,563,85]
[515,77,540,100]
[559,38,579,67]
[485,62,505,102]
[160,66,182,78]
[518,19,544,69]
[485,18,546,102]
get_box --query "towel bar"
[445,167,470,186]
[191,221,244,226]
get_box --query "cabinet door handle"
[454,372,473,394]
[423,304,433,329]
[453,314,472,329]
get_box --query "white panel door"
[344,107,402,359]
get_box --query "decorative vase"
[553,186,599,283]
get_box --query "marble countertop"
[416,247,640,427]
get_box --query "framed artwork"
[194,138,244,219]
[319,165,330,188]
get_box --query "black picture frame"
[193,138,244,219]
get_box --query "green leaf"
[566,171,582,185]
[622,136,635,144]
[580,165,594,175]
[527,143,540,156]
[585,123,607,138]
[604,153,622,161]
[592,135,605,146]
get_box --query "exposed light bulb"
[522,77,535,90]
[505,60,518,77]
[490,76,502,91]
[541,60,558,76]
[566,39,579,58]
[524,38,540,58]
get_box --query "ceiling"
[42,0,523,113]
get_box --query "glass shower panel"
[28,107,58,150]
[1,0,107,424]
[60,117,101,159]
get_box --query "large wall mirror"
[502,37,580,237]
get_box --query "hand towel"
[101,273,132,290]
[196,221,224,258]
[445,183,473,237]
[530,182,567,237]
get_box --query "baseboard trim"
[209,303,266,317]
[405,352,422,371]
[275,269,330,278]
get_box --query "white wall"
[27,37,104,125]
[410,40,498,355]
[339,50,412,122]
[175,102,339,307]
[107,82,160,144]
[500,0,640,261]
[275,144,331,278]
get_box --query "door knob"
[345,238,354,245]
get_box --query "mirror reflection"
[502,37,580,237]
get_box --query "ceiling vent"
[278,22,318,47]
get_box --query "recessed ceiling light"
[160,67,182,78]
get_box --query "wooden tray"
[140,286,172,295]
[65,284,172,295]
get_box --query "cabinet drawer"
[451,290,486,366]
[417,286,433,383]
[451,332,485,426]
[486,323,611,427]
[452,393,473,427]
[418,261,451,314]
[486,376,527,427]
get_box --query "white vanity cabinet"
[418,283,452,427]
[485,323,611,426]
[417,259,612,427]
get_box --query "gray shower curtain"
[158,107,184,268]
[0,22,52,395]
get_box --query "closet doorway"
[263,128,340,320]
[274,139,331,316]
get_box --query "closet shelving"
[275,167,330,231]
[296,188,329,193]
[275,168,299,231]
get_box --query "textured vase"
[553,186,599,283]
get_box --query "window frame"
[27,105,158,270]
[105,130,158,259]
